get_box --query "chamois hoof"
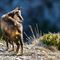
[16,53,23,56]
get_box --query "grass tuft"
[40,32,60,50]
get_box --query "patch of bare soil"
[0,41,60,60]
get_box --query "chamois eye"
[8,13,14,18]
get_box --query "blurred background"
[0,0,60,40]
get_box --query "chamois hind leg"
[3,34,9,51]
[8,40,14,52]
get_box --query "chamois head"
[2,7,23,23]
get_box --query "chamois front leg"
[20,38,23,55]
[20,24,23,55]
[14,41,20,55]
[17,24,23,55]
[16,39,23,56]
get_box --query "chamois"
[0,7,23,55]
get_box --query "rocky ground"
[0,41,60,60]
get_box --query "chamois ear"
[15,7,20,11]
[13,7,20,14]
